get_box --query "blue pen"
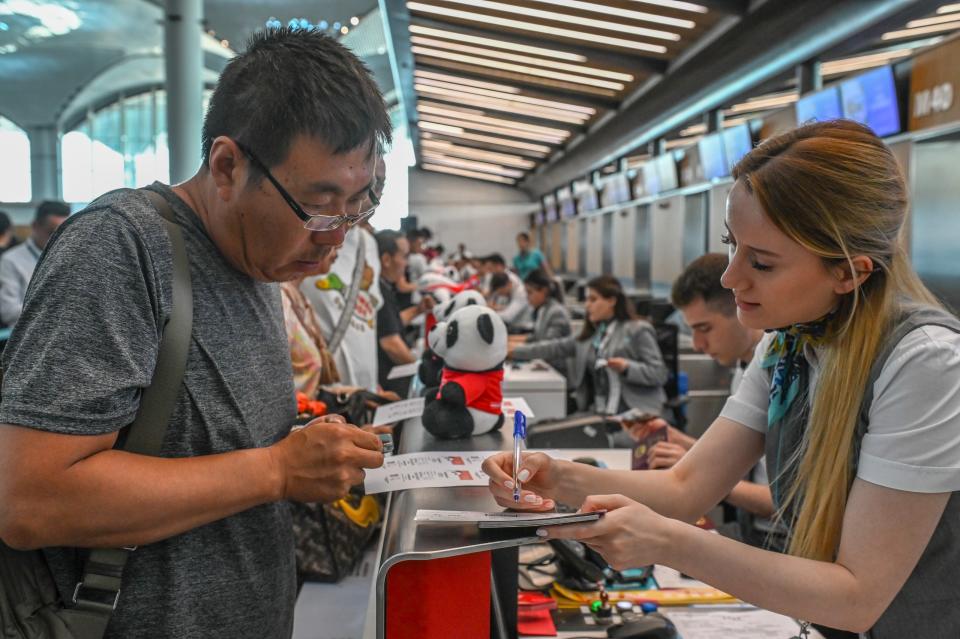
[512,411,527,502]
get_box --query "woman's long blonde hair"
[733,120,942,561]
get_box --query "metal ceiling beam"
[522,0,928,196]
[409,17,668,76]
[379,0,421,156]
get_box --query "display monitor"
[656,153,679,192]
[698,133,728,180]
[642,160,661,196]
[600,173,632,207]
[557,187,576,218]
[795,86,842,124]
[542,194,558,222]
[722,124,753,173]
[573,180,599,213]
[840,65,902,137]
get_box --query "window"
[0,116,31,202]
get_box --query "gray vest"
[765,305,960,638]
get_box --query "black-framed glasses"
[236,142,379,232]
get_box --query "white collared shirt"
[0,237,42,326]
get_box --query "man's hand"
[270,415,384,504]
[648,441,688,470]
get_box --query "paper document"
[665,608,824,639]
[501,397,535,420]
[387,362,420,380]
[372,397,425,426]
[363,451,499,494]
[414,509,603,528]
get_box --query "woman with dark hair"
[509,269,573,377]
[510,274,668,418]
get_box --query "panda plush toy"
[422,305,508,439]
[418,290,486,389]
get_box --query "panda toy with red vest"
[422,304,507,439]
[419,290,487,389]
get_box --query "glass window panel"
[0,116,32,202]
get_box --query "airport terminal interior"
[2,1,960,638]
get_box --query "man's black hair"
[375,229,405,258]
[0,211,11,235]
[35,200,70,224]
[201,27,392,173]
[671,253,736,316]
[490,272,511,291]
[482,253,506,267]
[517,231,530,242]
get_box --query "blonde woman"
[484,121,960,637]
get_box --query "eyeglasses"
[236,142,380,232]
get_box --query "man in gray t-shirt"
[0,28,391,639]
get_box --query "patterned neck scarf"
[760,313,836,427]
[591,321,609,352]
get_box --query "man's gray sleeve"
[0,253,24,326]
[0,210,165,435]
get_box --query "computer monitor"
[721,124,753,173]
[795,86,842,124]
[840,65,901,137]
[698,133,728,181]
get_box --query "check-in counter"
[502,360,567,422]
[375,416,532,639]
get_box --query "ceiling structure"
[644,1,960,162]
[381,0,954,193]
[382,0,743,186]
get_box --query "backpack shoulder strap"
[61,188,194,638]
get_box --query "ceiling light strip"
[882,21,960,40]
[416,86,591,123]
[907,12,960,28]
[414,78,596,114]
[419,103,572,137]
[421,140,537,167]
[409,25,587,62]
[431,0,681,40]
[419,127,552,155]
[415,69,522,93]
[413,47,626,90]
[525,0,696,29]
[937,3,960,14]
[406,3,670,54]
[419,115,567,144]
[421,163,517,184]
[410,36,634,81]
[420,152,526,178]
[628,0,708,14]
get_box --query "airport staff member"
[511,274,668,423]
[485,121,960,637]
[630,253,780,550]
[0,28,388,639]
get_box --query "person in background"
[510,275,668,430]
[406,229,429,284]
[0,200,69,326]
[302,172,384,392]
[376,230,433,396]
[507,268,572,379]
[281,247,342,397]
[513,231,551,280]
[489,271,530,329]
[0,211,21,257]
[0,28,388,638]
[484,121,960,639]
[628,253,778,550]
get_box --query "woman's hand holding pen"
[482,451,558,511]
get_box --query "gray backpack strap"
[62,189,194,638]
[327,230,366,354]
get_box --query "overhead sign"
[909,37,960,131]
